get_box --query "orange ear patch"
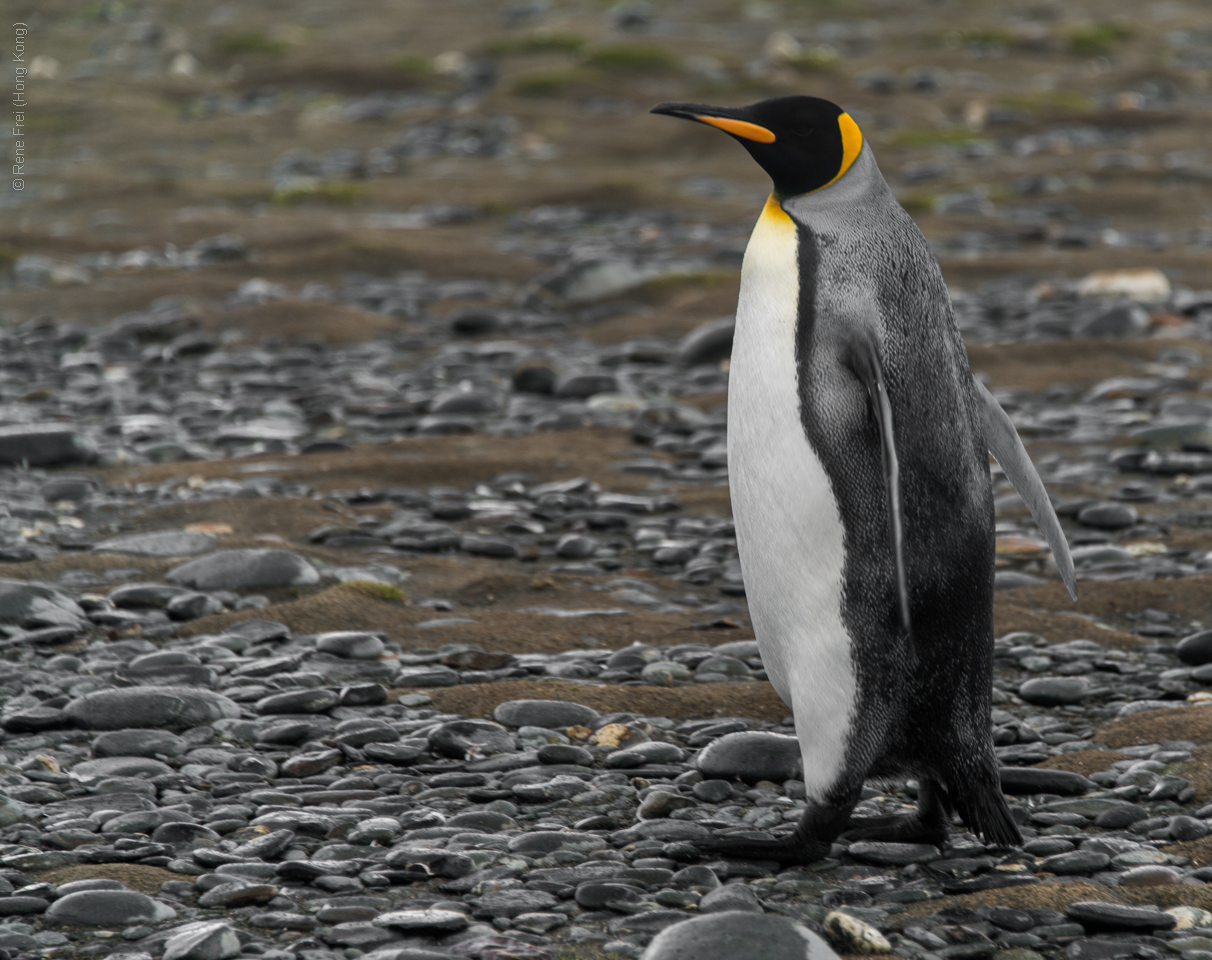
[694,115,776,144]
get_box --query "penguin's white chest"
[727,198,856,801]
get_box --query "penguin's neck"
[781,144,889,223]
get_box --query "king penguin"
[650,95,1078,863]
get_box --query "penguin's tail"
[953,770,1022,848]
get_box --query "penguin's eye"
[789,126,815,140]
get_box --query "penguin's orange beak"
[650,102,776,144]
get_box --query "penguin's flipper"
[846,333,911,636]
[974,378,1078,601]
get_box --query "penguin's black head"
[649,95,864,199]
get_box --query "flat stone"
[1065,901,1177,931]
[46,890,176,926]
[999,767,1093,796]
[847,842,941,866]
[676,316,735,367]
[91,729,188,758]
[166,549,319,591]
[0,423,92,467]
[94,531,216,557]
[315,631,385,660]
[1018,677,1089,707]
[492,699,600,729]
[65,686,241,730]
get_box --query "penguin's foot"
[695,834,831,866]
[839,813,948,847]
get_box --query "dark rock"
[0,423,92,466]
[1076,502,1139,530]
[676,316,734,367]
[847,842,941,866]
[65,687,241,730]
[1177,630,1212,666]
[1065,901,1177,931]
[1018,677,1089,707]
[429,720,516,759]
[999,767,1094,796]
[0,580,86,628]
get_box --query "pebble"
[642,911,837,959]
[167,549,320,590]
[492,699,600,728]
[695,731,801,782]
[46,890,176,926]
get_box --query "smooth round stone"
[699,884,762,915]
[675,317,735,367]
[1018,677,1089,707]
[428,720,516,759]
[692,779,733,803]
[2,707,67,732]
[1177,630,1212,666]
[846,842,941,866]
[0,898,49,916]
[459,535,517,558]
[71,756,173,781]
[642,910,837,960]
[507,832,571,857]
[315,631,385,660]
[0,579,86,628]
[46,890,176,926]
[575,882,642,909]
[1119,866,1183,887]
[695,731,801,784]
[638,791,695,820]
[108,583,192,609]
[554,370,619,399]
[695,656,749,677]
[162,921,240,960]
[65,687,241,731]
[1092,804,1148,829]
[641,661,693,683]
[1066,901,1178,931]
[1170,815,1208,841]
[606,741,686,769]
[166,549,320,591]
[94,531,216,557]
[152,822,222,844]
[1076,502,1139,530]
[999,767,1094,796]
[1039,851,1110,875]
[41,475,99,501]
[468,889,558,919]
[255,688,339,715]
[554,534,598,559]
[537,743,594,765]
[444,811,516,832]
[103,809,196,833]
[56,881,125,895]
[492,699,600,729]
